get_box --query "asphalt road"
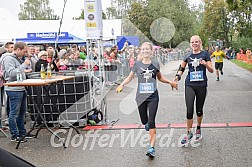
[0,59,251,167]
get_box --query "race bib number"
[216,56,220,60]
[190,71,204,81]
[139,83,154,93]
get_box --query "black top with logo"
[183,51,211,87]
[132,61,160,102]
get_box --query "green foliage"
[102,11,107,19]
[123,2,153,43]
[74,9,85,20]
[226,0,252,37]
[18,0,59,20]
[106,0,141,19]
[189,3,210,48]
[203,0,252,45]
[124,0,197,48]
[203,0,230,45]
[121,0,252,49]
[106,7,118,19]
[232,37,252,51]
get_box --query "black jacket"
[35,59,58,72]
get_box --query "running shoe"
[216,77,219,81]
[145,123,149,131]
[195,128,202,141]
[180,131,193,146]
[24,133,36,139]
[4,119,9,126]
[146,146,155,157]
[11,137,27,143]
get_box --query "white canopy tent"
[0,19,122,45]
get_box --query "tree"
[106,6,118,19]
[123,2,152,43]
[108,0,198,47]
[226,0,252,38]
[191,2,211,48]
[106,0,143,19]
[102,11,107,19]
[18,0,59,20]
[202,0,252,46]
[146,0,196,47]
[203,0,230,46]
[232,37,252,52]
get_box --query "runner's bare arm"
[202,60,214,73]
[157,72,178,90]
[116,71,135,92]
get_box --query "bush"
[232,37,252,52]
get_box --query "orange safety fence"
[247,50,252,64]
[236,51,252,64]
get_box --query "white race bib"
[190,71,204,81]
[139,83,154,93]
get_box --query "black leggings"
[137,100,159,129]
[185,86,207,119]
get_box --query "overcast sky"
[0,0,201,20]
[0,0,111,20]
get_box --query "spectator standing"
[2,42,32,142]
[0,47,7,129]
[4,42,14,53]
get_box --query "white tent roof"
[0,19,122,44]
[0,8,17,21]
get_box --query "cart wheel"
[88,109,103,125]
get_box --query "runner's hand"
[170,81,178,90]
[116,85,123,93]
[200,59,207,66]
